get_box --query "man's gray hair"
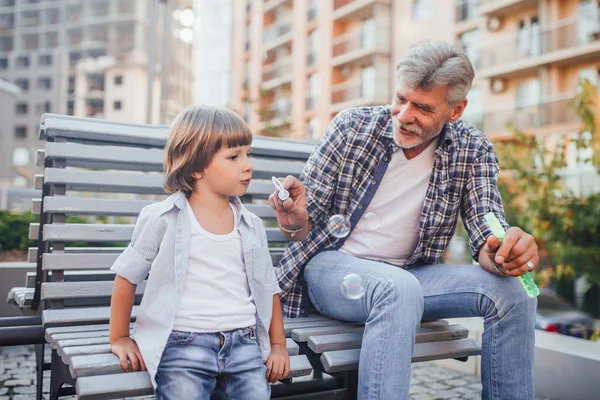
[395,41,475,105]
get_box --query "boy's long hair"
[163,106,252,194]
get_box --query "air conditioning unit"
[487,17,501,32]
[490,78,506,94]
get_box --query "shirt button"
[358,204,363,209]
[371,179,376,185]
[383,156,389,162]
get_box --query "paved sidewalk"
[0,345,550,400]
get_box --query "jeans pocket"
[240,326,258,345]
[165,331,195,348]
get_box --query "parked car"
[535,291,596,340]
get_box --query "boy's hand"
[110,336,146,372]
[265,344,290,383]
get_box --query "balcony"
[258,98,292,131]
[333,0,390,21]
[479,17,600,80]
[262,20,292,52]
[483,94,579,136]
[331,76,390,112]
[478,0,538,18]
[263,0,292,13]
[261,57,292,90]
[332,27,390,67]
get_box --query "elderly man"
[269,41,538,399]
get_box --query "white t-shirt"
[172,201,256,333]
[340,141,437,266]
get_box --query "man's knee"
[491,277,537,320]
[378,269,424,316]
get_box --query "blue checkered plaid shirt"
[275,105,509,318]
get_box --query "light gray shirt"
[110,191,281,388]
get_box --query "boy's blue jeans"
[304,250,537,400]
[155,326,269,400]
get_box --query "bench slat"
[307,324,468,353]
[70,353,312,379]
[75,371,153,400]
[46,323,134,342]
[39,196,277,219]
[43,168,274,197]
[39,223,286,243]
[283,319,356,337]
[320,338,481,373]
[42,281,146,301]
[41,114,316,159]
[44,142,305,178]
[42,306,139,328]
[59,337,298,364]
[42,249,284,271]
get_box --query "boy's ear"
[192,172,203,180]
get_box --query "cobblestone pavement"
[1,345,550,400]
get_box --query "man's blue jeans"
[304,251,537,400]
[154,326,270,399]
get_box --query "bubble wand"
[484,212,539,298]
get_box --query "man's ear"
[448,98,468,123]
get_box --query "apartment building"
[0,0,193,188]
[231,0,600,188]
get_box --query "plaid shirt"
[275,105,509,318]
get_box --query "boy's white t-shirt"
[340,140,437,266]
[172,201,256,333]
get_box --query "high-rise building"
[193,0,233,107]
[231,0,600,186]
[0,0,193,188]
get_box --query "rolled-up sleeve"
[110,206,162,285]
[301,111,348,225]
[460,148,510,260]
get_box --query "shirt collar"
[157,191,254,229]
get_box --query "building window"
[38,54,53,66]
[114,100,122,110]
[13,148,29,166]
[517,16,541,56]
[456,0,479,22]
[459,29,481,69]
[308,29,320,66]
[462,87,483,130]
[15,79,29,91]
[412,0,434,22]
[38,77,52,90]
[16,55,30,68]
[114,75,123,85]
[0,58,7,69]
[15,126,27,139]
[307,116,320,140]
[16,102,28,115]
[44,101,51,112]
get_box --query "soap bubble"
[341,273,366,300]
[363,212,381,230]
[329,214,351,238]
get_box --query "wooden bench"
[9,113,480,400]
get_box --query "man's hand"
[265,343,290,383]
[483,227,539,277]
[110,336,146,372]
[268,175,309,229]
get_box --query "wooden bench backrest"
[34,114,316,309]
